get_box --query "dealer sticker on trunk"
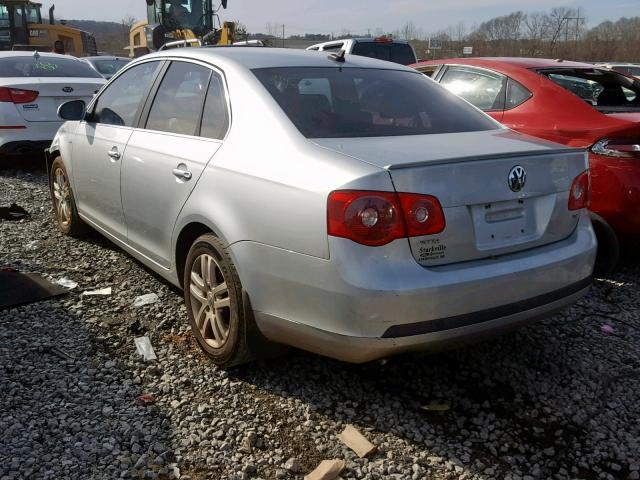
[417,238,447,261]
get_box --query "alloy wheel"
[52,167,72,228]
[189,253,232,348]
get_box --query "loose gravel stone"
[1,165,639,480]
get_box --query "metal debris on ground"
[337,425,377,458]
[82,287,112,296]
[134,336,157,361]
[132,293,159,308]
[420,402,451,412]
[304,459,345,480]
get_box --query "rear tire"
[49,157,89,237]
[591,213,620,277]
[183,233,256,367]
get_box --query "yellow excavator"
[0,0,98,55]
[128,0,237,57]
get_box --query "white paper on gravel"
[82,287,112,296]
[55,278,78,289]
[132,293,159,307]
[134,336,157,361]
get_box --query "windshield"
[0,56,103,78]
[91,58,131,75]
[161,0,211,33]
[253,67,499,139]
[541,68,640,112]
[351,42,417,66]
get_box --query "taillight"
[327,190,445,246]
[0,87,39,104]
[568,171,590,211]
[592,138,640,159]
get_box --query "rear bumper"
[232,214,597,362]
[256,282,590,363]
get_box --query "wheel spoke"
[196,304,208,331]
[209,315,223,342]
[189,279,207,304]
[212,281,227,296]
[214,297,230,310]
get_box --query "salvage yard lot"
[1,165,639,480]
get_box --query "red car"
[412,57,640,272]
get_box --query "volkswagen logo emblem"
[508,165,526,192]
[62,86,74,93]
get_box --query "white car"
[0,51,106,157]
[597,63,640,80]
[306,37,417,66]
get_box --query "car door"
[121,60,230,268]
[71,60,162,240]
[436,65,506,122]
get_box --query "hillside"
[65,19,133,56]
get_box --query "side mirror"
[58,100,86,121]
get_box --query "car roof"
[415,57,596,70]
[82,56,130,61]
[141,46,415,72]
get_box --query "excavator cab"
[139,0,232,52]
[0,0,97,55]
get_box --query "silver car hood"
[311,129,577,170]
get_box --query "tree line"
[399,8,640,62]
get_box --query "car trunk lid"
[313,129,589,266]
[5,78,103,122]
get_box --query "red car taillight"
[327,190,445,246]
[591,138,640,159]
[568,171,590,211]
[0,87,39,104]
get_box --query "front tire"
[49,157,88,237]
[183,233,253,367]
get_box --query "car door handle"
[172,168,192,181]
[107,148,121,161]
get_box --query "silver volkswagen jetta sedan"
[48,47,597,366]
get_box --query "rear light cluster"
[328,190,445,246]
[592,138,640,159]
[0,87,39,104]
[568,171,591,211]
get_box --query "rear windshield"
[253,67,499,139]
[0,56,102,78]
[352,42,417,66]
[540,68,640,113]
[91,59,131,75]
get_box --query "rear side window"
[200,72,229,140]
[253,67,498,139]
[439,66,506,111]
[146,61,211,136]
[92,61,160,127]
[352,42,417,66]
[542,68,640,112]
[0,56,103,78]
[505,79,532,109]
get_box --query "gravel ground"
[1,165,639,480]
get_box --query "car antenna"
[328,49,346,63]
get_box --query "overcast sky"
[49,0,638,35]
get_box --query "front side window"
[92,61,160,127]
[146,61,211,136]
[253,67,498,139]
[439,66,506,111]
[542,68,640,112]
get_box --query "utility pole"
[563,8,584,60]
[282,24,285,48]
